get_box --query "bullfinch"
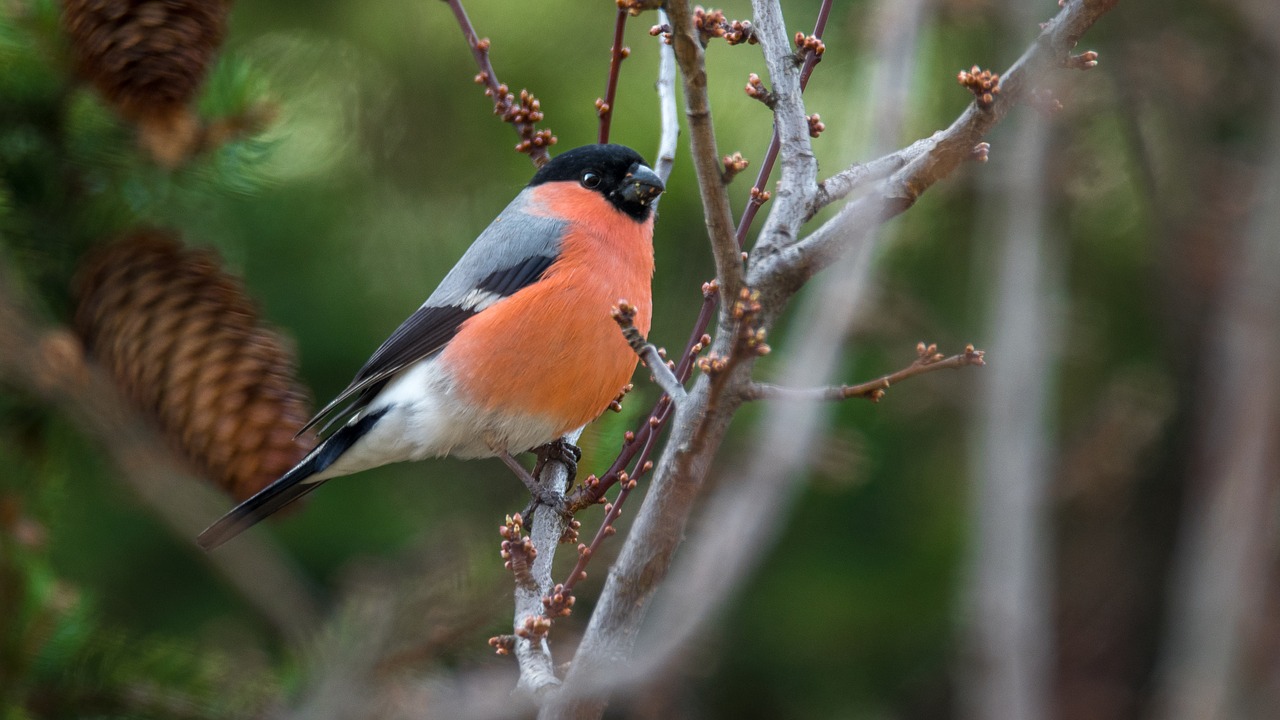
[197,144,664,550]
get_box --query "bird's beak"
[619,163,665,206]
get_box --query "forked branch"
[791,0,1116,266]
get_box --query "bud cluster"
[516,614,552,641]
[499,513,537,582]
[608,383,634,413]
[617,0,664,16]
[559,518,582,544]
[542,583,576,618]
[1028,87,1064,116]
[744,72,776,107]
[694,7,758,46]
[722,152,750,184]
[958,65,1000,108]
[1065,50,1099,70]
[488,634,516,656]
[807,113,826,138]
[649,23,673,44]
[794,32,826,57]
[469,37,556,162]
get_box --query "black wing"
[475,254,555,296]
[297,304,475,437]
[296,254,558,438]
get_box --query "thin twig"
[441,0,556,166]
[564,281,714,513]
[807,148,918,221]
[597,8,629,144]
[613,302,687,402]
[743,343,985,403]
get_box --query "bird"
[197,144,664,550]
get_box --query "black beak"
[619,163,665,206]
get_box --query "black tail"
[196,409,387,550]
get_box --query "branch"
[743,342,985,403]
[502,428,579,697]
[735,0,832,248]
[441,0,557,166]
[665,0,745,307]
[1150,68,1280,720]
[805,138,924,221]
[785,0,1116,276]
[613,301,686,402]
[652,8,679,189]
[746,0,824,252]
[596,9,629,144]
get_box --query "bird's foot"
[533,438,581,485]
[500,450,573,527]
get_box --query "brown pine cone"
[73,230,316,502]
[61,0,232,165]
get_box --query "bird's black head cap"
[530,144,665,221]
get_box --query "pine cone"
[61,0,232,165]
[73,231,315,502]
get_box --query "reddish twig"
[597,9,630,144]
[560,431,659,601]
[742,343,986,402]
[441,0,556,166]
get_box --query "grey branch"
[748,0,819,251]
[652,8,679,189]
[511,432,578,698]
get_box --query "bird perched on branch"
[198,144,664,550]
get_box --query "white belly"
[315,358,562,480]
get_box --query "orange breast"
[439,184,654,436]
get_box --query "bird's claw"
[533,438,581,484]
[522,438,581,524]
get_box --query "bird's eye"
[581,172,601,189]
